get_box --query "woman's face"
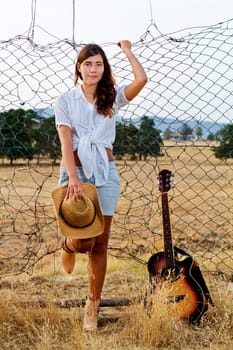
[78,54,104,85]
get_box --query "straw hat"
[51,183,104,239]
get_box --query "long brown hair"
[74,44,116,117]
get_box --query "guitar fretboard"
[161,192,175,269]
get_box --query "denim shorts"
[58,162,120,216]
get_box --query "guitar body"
[147,248,209,323]
[147,169,213,323]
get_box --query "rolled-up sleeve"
[54,94,72,128]
[115,85,129,108]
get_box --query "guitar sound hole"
[160,266,180,282]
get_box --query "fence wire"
[0,20,232,278]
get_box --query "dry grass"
[0,255,232,350]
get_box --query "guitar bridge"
[166,295,186,304]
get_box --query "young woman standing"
[54,40,147,331]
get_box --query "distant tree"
[115,116,162,160]
[195,126,203,140]
[163,128,171,140]
[179,123,193,140]
[115,122,139,159]
[0,109,36,164]
[212,123,233,159]
[33,116,61,164]
[207,132,216,141]
[137,116,163,160]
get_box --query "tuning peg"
[170,182,175,188]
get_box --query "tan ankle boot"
[83,298,100,332]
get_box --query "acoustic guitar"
[147,169,213,323]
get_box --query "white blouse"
[54,84,128,186]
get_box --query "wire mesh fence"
[0,20,232,278]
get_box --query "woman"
[54,40,147,331]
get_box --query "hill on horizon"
[35,107,226,138]
[116,115,226,138]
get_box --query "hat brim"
[52,184,104,239]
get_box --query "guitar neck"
[161,192,175,269]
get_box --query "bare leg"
[87,215,112,301]
[83,216,112,331]
[61,217,113,331]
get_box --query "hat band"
[59,204,97,229]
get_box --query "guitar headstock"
[158,169,173,193]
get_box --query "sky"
[0,0,232,44]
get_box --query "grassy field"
[0,142,232,349]
[0,254,232,350]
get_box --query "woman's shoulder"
[115,85,129,106]
[57,86,81,102]
[115,85,124,94]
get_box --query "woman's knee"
[71,238,96,253]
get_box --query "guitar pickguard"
[160,265,182,282]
